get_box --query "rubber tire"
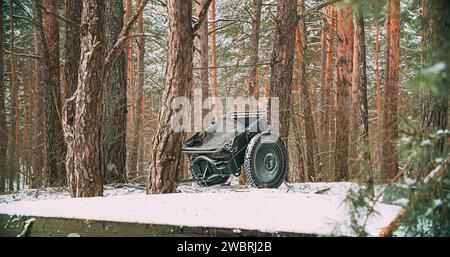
[244,133,288,188]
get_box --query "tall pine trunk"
[210,0,218,121]
[248,0,262,100]
[67,0,105,197]
[126,0,137,177]
[0,2,7,193]
[198,0,209,119]
[296,0,321,181]
[148,0,195,194]
[381,0,400,180]
[375,20,381,129]
[334,4,353,181]
[8,0,19,191]
[42,0,66,186]
[421,0,449,155]
[102,0,127,184]
[268,0,297,142]
[322,6,336,181]
[240,0,262,184]
[63,0,82,194]
[352,7,372,190]
[135,0,146,175]
[31,20,45,189]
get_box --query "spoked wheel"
[244,133,288,188]
[190,159,230,187]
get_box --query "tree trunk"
[268,0,297,143]
[23,72,32,186]
[198,0,209,120]
[375,20,381,130]
[210,0,218,122]
[42,0,66,186]
[296,0,321,181]
[63,0,82,194]
[248,0,262,100]
[67,0,105,197]
[148,0,195,194]
[352,7,372,190]
[135,0,146,175]
[7,0,18,192]
[318,7,328,176]
[31,16,45,189]
[240,0,262,185]
[381,0,400,180]
[321,5,336,181]
[0,2,7,193]
[334,4,353,181]
[102,0,127,184]
[126,0,137,177]
[292,114,305,182]
[421,0,449,155]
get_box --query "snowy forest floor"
[0,180,402,236]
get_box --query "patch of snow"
[0,184,401,237]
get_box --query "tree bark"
[7,0,19,191]
[381,0,400,180]
[375,20,381,130]
[31,14,45,189]
[296,0,321,181]
[135,0,146,175]
[421,0,449,155]
[0,7,7,187]
[198,0,209,120]
[0,2,7,193]
[63,0,82,194]
[334,4,353,181]
[148,0,208,194]
[42,0,66,186]
[126,0,137,177]
[352,7,372,190]
[248,0,262,100]
[210,0,218,122]
[23,71,32,186]
[66,0,105,197]
[240,0,262,184]
[321,5,336,181]
[292,114,305,182]
[102,0,127,184]
[268,0,297,143]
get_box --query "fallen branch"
[17,218,35,237]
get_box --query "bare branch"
[102,0,150,81]
[297,0,341,21]
[192,0,213,34]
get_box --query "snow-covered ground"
[0,182,401,236]
[0,181,355,204]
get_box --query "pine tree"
[102,0,127,184]
[148,0,211,194]
[0,2,6,192]
[334,4,353,181]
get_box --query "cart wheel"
[244,133,288,188]
[189,160,230,187]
